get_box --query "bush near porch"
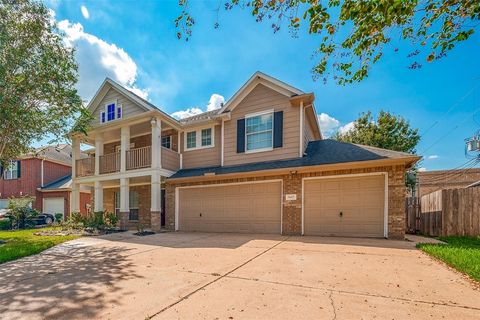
[0,228,79,264]
[418,236,480,282]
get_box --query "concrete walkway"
[0,232,478,319]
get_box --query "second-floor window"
[101,102,122,124]
[161,136,171,149]
[185,127,214,151]
[3,160,20,180]
[246,112,273,152]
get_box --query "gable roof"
[40,174,72,190]
[21,144,74,166]
[169,139,420,179]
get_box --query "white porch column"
[94,181,104,212]
[95,133,104,176]
[119,178,130,229]
[150,174,162,231]
[151,118,162,169]
[70,183,80,213]
[71,137,80,178]
[120,126,130,172]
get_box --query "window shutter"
[0,165,3,178]
[273,111,283,148]
[101,111,105,123]
[236,118,246,153]
[16,160,21,178]
[117,105,122,119]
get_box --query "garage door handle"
[339,211,343,217]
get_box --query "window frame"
[101,100,122,124]
[161,135,172,149]
[245,110,274,153]
[3,160,19,180]
[184,126,215,151]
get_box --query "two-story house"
[0,145,90,218]
[71,72,419,238]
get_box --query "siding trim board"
[301,172,388,238]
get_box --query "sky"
[44,0,480,172]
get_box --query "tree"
[175,1,479,84]
[333,110,420,154]
[0,0,89,166]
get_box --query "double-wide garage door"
[178,181,281,234]
[304,174,385,237]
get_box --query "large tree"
[333,110,420,154]
[176,0,479,84]
[0,0,88,166]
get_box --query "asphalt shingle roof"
[169,139,417,179]
[40,174,72,190]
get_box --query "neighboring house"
[417,168,480,197]
[0,145,90,218]
[71,72,419,238]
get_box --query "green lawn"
[0,228,79,264]
[418,236,480,282]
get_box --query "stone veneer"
[165,164,407,239]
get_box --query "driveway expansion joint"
[147,237,290,319]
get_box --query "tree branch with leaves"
[175,0,479,84]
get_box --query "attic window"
[101,102,122,123]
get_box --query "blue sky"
[45,0,480,171]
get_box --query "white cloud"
[80,5,89,19]
[57,19,147,101]
[418,167,427,172]
[171,107,203,120]
[317,113,355,137]
[207,94,225,111]
[427,155,439,160]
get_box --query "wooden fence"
[405,197,421,234]
[418,188,480,237]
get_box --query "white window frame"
[3,160,19,180]
[184,125,215,151]
[161,135,172,149]
[101,100,122,124]
[245,109,274,154]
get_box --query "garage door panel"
[304,175,385,238]
[179,181,281,234]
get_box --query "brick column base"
[119,211,129,230]
[151,211,161,232]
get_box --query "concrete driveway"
[0,232,478,320]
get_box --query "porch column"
[151,117,162,169]
[150,174,162,232]
[70,183,80,213]
[120,126,130,172]
[119,177,129,230]
[95,133,104,176]
[72,137,80,178]
[94,181,104,212]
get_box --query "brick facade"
[165,164,407,238]
[103,184,154,229]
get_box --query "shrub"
[6,197,38,229]
[104,212,119,229]
[60,211,118,231]
[54,213,63,223]
[0,219,11,230]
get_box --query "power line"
[420,157,479,184]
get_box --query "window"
[201,128,212,147]
[161,135,171,149]
[107,103,116,121]
[186,131,196,149]
[114,191,139,221]
[246,112,273,152]
[4,161,19,180]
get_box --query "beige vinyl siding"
[180,125,221,169]
[303,113,316,152]
[92,88,146,125]
[223,84,300,166]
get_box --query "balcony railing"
[161,147,180,171]
[127,146,151,170]
[100,152,120,174]
[76,158,95,177]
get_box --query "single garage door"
[178,181,281,234]
[304,174,385,237]
[43,197,65,217]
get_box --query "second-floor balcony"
[75,145,180,177]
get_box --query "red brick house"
[0,145,90,218]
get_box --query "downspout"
[41,158,45,187]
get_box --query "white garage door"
[43,198,65,217]
[178,181,282,234]
[304,174,386,238]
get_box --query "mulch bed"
[133,231,156,236]
[34,229,125,237]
